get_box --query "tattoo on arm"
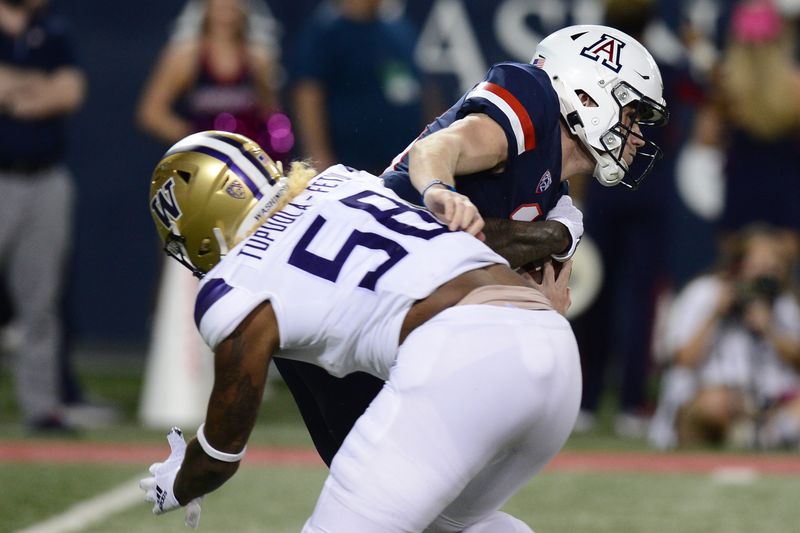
[172,302,278,503]
[207,319,272,451]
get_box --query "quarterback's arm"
[408,113,507,190]
[172,301,279,504]
[408,114,507,236]
[482,218,570,269]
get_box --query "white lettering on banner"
[415,0,606,91]
[572,0,604,26]
[534,0,568,32]
[687,0,721,37]
[494,0,602,62]
[415,0,487,93]
[494,0,546,62]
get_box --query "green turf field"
[2,353,799,532]
[4,460,799,532]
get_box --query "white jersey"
[194,165,506,379]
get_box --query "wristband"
[420,179,456,204]
[196,423,246,462]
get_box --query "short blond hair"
[236,160,318,247]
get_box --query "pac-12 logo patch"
[536,170,553,194]
[580,33,626,73]
[226,180,246,199]
[151,177,182,229]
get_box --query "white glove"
[546,195,584,261]
[140,427,204,529]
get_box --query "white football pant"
[303,305,581,532]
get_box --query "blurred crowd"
[0,0,797,451]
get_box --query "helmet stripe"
[187,145,264,199]
[208,133,277,185]
[166,133,274,193]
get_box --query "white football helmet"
[149,131,285,277]
[534,25,668,188]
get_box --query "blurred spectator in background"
[695,0,800,251]
[289,0,427,175]
[135,0,289,429]
[649,224,800,449]
[137,0,292,164]
[0,0,85,431]
[571,0,701,438]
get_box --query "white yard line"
[710,466,759,485]
[15,476,143,533]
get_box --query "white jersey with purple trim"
[193,165,507,379]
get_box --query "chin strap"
[550,76,625,187]
[164,222,205,278]
[212,227,229,257]
[587,144,624,187]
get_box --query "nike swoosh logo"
[634,70,650,80]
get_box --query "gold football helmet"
[149,130,285,277]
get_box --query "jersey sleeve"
[194,277,269,349]
[459,63,552,159]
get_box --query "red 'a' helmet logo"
[580,34,626,73]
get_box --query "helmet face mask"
[534,25,669,188]
[598,81,667,188]
[149,131,285,277]
[163,231,200,277]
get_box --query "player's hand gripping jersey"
[383,63,567,221]
[194,166,506,379]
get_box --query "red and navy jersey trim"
[465,81,537,154]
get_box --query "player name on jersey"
[237,173,349,261]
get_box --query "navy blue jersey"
[382,62,567,221]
